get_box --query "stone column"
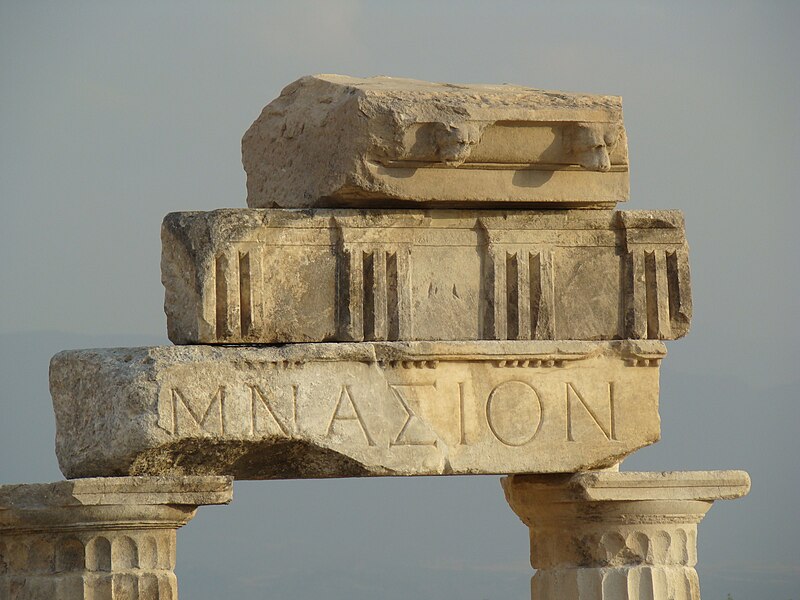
[0,476,232,600]
[502,470,750,600]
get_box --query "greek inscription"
[565,382,617,441]
[326,385,375,446]
[389,384,438,446]
[162,387,225,435]
[155,376,628,450]
[485,380,542,446]
[248,384,295,436]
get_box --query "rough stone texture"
[502,470,751,600]
[0,475,233,509]
[50,341,664,479]
[0,476,232,599]
[162,209,690,344]
[242,75,629,208]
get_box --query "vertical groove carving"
[531,251,555,339]
[362,251,376,339]
[478,221,506,341]
[628,248,690,339]
[478,241,506,340]
[626,250,647,339]
[644,251,658,338]
[363,250,388,340]
[215,252,228,339]
[1,527,184,599]
[492,249,507,339]
[88,574,113,598]
[666,249,691,335]
[386,252,399,340]
[516,251,532,340]
[112,536,139,570]
[481,244,555,341]
[506,252,519,340]
[336,243,364,341]
[159,572,178,600]
[87,537,111,573]
[214,250,239,339]
[532,566,701,600]
[114,572,137,598]
[602,570,628,598]
[337,239,410,342]
[139,573,160,600]
[238,251,252,337]
[138,537,158,571]
[386,251,412,341]
[644,251,672,339]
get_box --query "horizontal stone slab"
[51,341,664,480]
[243,75,629,208]
[162,209,691,344]
[0,476,233,513]
[503,470,752,505]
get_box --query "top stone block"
[243,75,629,208]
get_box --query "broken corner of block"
[242,74,629,208]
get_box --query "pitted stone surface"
[50,341,664,479]
[162,209,690,344]
[242,75,629,208]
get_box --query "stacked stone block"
[0,75,749,599]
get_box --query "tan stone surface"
[0,476,232,600]
[50,341,664,479]
[502,470,750,600]
[242,75,629,208]
[162,209,690,344]
[0,476,234,510]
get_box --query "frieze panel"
[162,209,690,344]
[51,341,664,479]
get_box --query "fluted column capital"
[502,470,750,599]
[0,476,232,599]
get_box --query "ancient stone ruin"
[1,75,750,599]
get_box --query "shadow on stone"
[130,438,373,480]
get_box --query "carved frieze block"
[51,341,664,480]
[242,75,629,208]
[162,209,691,344]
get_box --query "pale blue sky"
[1,2,798,598]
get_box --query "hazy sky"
[1,2,798,598]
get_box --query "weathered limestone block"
[242,75,629,208]
[502,470,751,600]
[50,341,664,479]
[162,209,690,344]
[0,476,232,600]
